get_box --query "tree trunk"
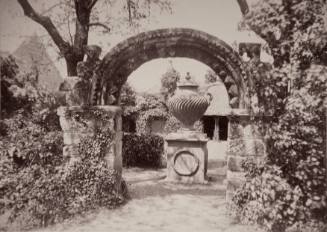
[74,20,88,61]
[66,57,79,76]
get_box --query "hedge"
[122,133,164,168]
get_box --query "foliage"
[1,55,64,131]
[245,0,327,69]
[286,220,327,232]
[122,133,164,168]
[136,108,168,134]
[135,93,169,133]
[163,113,182,133]
[160,62,180,101]
[0,113,64,229]
[133,93,203,134]
[246,57,289,116]
[231,1,327,230]
[0,110,126,230]
[136,93,166,111]
[120,82,136,107]
[204,69,218,84]
[232,160,307,231]
[233,54,327,232]
[266,65,327,217]
[16,0,172,75]
[120,83,138,132]
[0,88,125,230]
[1,55,30,117]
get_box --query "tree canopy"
[17,0,172,76]
[160,60,180,101]
[244,0,327,68]
[204,69,218,84]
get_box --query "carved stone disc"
[173,150,199,176]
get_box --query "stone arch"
[92,28,249,109]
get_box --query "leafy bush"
[134,93,169,134]
[0,55,30,117]
[1,55,64,132]
[232,159,308,231]
[122,133,164,168]
[136,108,168,134]
[231,65,327,232]
[286,220,327,232]
[0,113,126,230]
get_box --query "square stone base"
[165,132,208,184]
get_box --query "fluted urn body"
[168,73,210,130]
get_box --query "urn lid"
[177,72,198,89]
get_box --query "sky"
[0,0,263,93]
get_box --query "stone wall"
[226,112,267,201]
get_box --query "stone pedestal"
[165,132,209,184]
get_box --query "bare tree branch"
[88,22,111,32]
[17,0,70,54]
[237,0,249,15]
[67,16,74,44]
[88,0,99,10]
[40,2,65,15]
[127,0,133,24]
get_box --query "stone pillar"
[226,111,267,201]
[57,105,123,182]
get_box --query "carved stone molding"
[92,28,249,108]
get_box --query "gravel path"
[32,166,262,232]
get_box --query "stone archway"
[91,28,249,109]
[91,28,266,200]
[58,28,266,201]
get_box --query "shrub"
[231,63,327,232]
[230,0,327,229]
[122,133,164,168]
[0,114,126,230]
[232,159,308,232]
[136,108,168,134]
[286,220,327,232]
[232,154,326,232]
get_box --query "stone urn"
[168,72,211,130]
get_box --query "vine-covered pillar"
[225,110,267,201]
[57,106,123,188]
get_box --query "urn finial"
[167,73,210,130]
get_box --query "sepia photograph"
[0,0,326,231]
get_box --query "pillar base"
[165,131,208,184]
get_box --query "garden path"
[33,142,262,232]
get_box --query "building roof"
[201,81,231,116]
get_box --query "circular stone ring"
[173,150,200,176]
